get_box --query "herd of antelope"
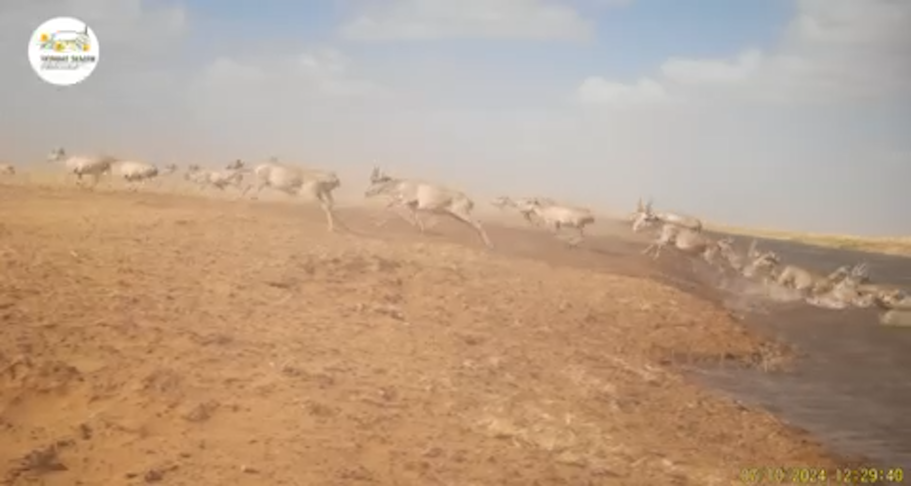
[1,148,909,323]
[629,198,909,311]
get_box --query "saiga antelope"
[244,158,342,232]
[642,223,724,267]
[631,198,703,233]
[490,196,556,227]
[525,198,596,246]
[365,167,492,248]
[47,147,115,188]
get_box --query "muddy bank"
[655,255,911,467]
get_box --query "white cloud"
[1,0,908,234]
[786,0,911,49]
[561,0,910,233]
[339,0,595,41]
[577,0,911,105]
[575,77,669,105]
[180,46,393,167]
[660,49,763,85]
[191,47,387,103]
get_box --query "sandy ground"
[0,180,843,485]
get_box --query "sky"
[1,0,909,235]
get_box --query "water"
[389,218,911,466]
[691,236,911,466]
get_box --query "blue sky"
[1,0,909,235]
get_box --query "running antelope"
[111,160,160,191]
[741,250,782,281]
[775,263,852,295]
[875,291,911,311]
[806,264,877,309]
[185,165,246,192]
[642,222,724,266]
[738,239,787,282]
[525,198,595,246]
[631,198,703,233]
[839,262,907,303]
[716,237,748,272]
[225,159,245,170]
[47,147,115,188]
[365,167,492,248]
[490,196,557,227]
[872,283,911,326]
[244,159,342,232]
[0,163,14,176]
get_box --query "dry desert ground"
[0,178,851,485]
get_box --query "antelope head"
[226,159,245,170]
[849,262,871,284]
[627,197,643,223]
[716,236,735,250]
[525,197,547,208]
[632,196,662,232]
[47,147,66,162]
[631,209,660,233]
[762,251,780,265]
[369,166,392,184]
[490,196,515,209]
[874,289,908,309]
[365,166,394,197]
[827,265,853,283]
[747,239,760,260]
[755,251,780,269]
[742,249,780,278]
